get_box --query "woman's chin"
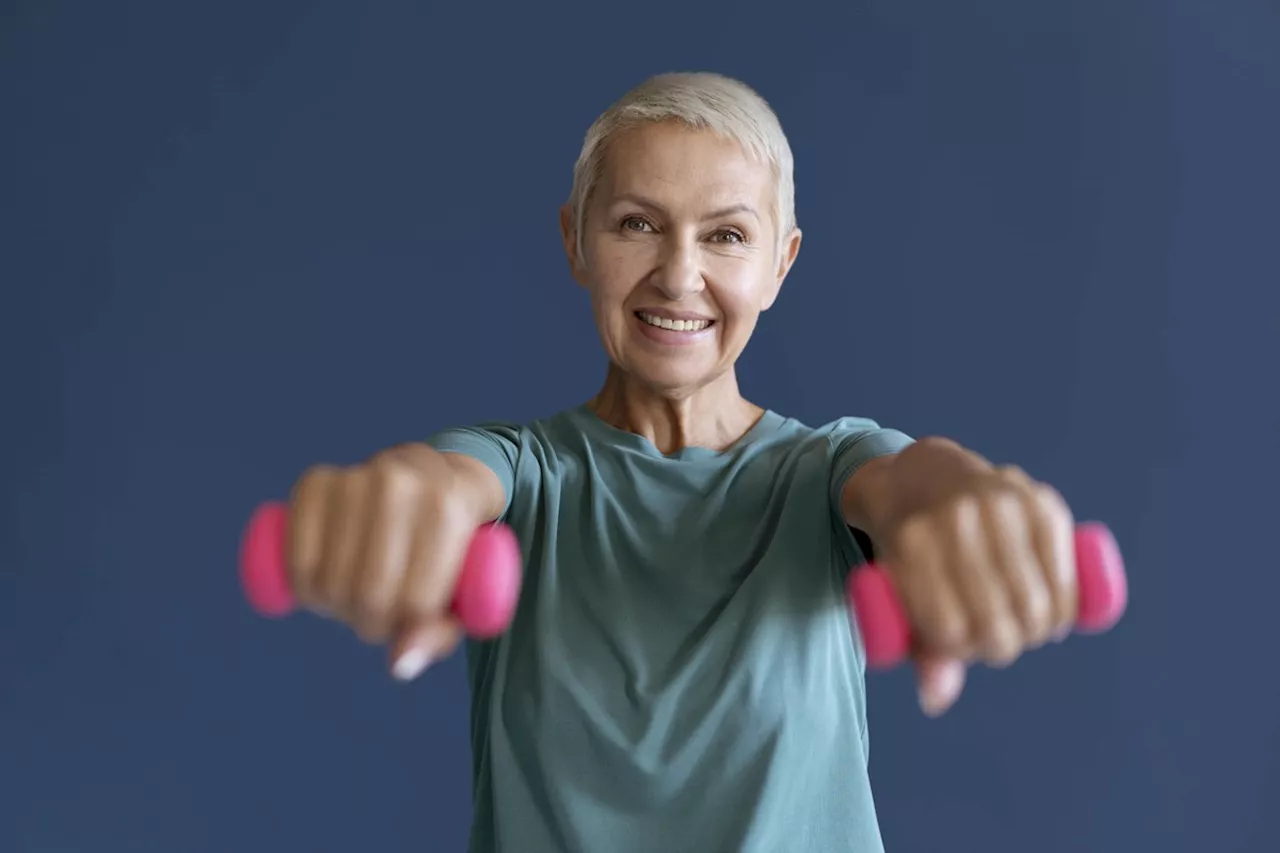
[617,357,727,397]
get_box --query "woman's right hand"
[286,444,504,681]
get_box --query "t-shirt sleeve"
[825,417,915,567]
[425,422,524,519]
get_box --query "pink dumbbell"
[238,501,522,638]
[240,503,1127,664]
[848,521,1128,668]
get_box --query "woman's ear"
[760,227,802,311]
[559,204,588,287]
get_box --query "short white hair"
[567,72,796,255]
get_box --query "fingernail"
[392,648,431,682]
[919,667,964,718]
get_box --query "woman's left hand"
[871,439,1078,716]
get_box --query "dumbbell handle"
[238,501,522,638]
[848,521,1127,669]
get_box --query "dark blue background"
[4,2,1277,851]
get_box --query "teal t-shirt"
[427,404,914,853]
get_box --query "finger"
[350,459,421,643]
[892,515,972,659]
[288,464,339,612]
[913,653,967,717]
[397,494,475,625]
[389,616,464,681]
[1029,485,1077,640]
[982,491,1054,649]
[945,498,1022,667]
[316,467,370,623]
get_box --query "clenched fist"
[286,444,505,680]
[871,439,1077,715]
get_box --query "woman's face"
[563,121,801,397]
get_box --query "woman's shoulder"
[765,410,902,443]
[424,405,587,451]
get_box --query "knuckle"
[370,455,424,501]
[930,612,970,650]
[348,569,377,607]
[314,569,349,611]
[316,562,359,611]
[986,489,1024,521]
[1018,584,1054,633]
[986,643,1021,668]
[975,602,1015,640]
[422,486,470,531]
[1033,482,1071,518]
[945,495,983,533]
[352,600,392,643]
[996,464,1028,483]
[894,512,936,547]
[289,464,338,521]
[295,462,340,493]
[974,617,1003,649]
[355,565,397,613]
[982,620,1023,665]
[1050,611,1074,639]
[1052,586,1077,621]
[290,551,320,589]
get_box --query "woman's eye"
[622,216,653,232]
[711,229,746,244]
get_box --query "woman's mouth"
[632,310,716,347]
[635,311,714,333]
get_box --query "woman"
[285,72,1078,852]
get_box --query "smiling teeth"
[638,312,711,332]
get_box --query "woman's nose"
[653,239,704,301]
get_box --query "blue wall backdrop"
[3,1,1278,851]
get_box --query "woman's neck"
[588,364,765,454]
